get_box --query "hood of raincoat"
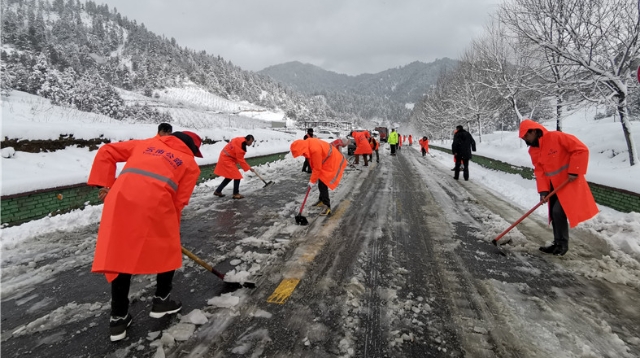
[519,119,548,138]
[290,139,309,158]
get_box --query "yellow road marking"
[266,199,351,304]
[266,278,300,304]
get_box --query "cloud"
[100,0,499,75]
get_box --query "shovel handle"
[253,170,268,184]
[299,186,311,215]
[493,179,570,243]
[181,246,225,280]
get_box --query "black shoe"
[553,244,568,256]
[453,177,459,180]
[539,243,558,254]
[149,295,182,318]
[109,314,132,342]
[451,168,456,171]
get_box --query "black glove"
[539,191,549,203]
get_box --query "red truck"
[375,127,389,142]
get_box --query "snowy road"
[2,147,639,357]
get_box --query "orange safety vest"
[88,136,200,282]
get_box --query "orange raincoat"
[88,136,201,282]
[519,120,598,227]
[214,137,251,179]
[419,138,429,153]
[353,131,372,155]
[408,135,413,145]
[290,138,347,190]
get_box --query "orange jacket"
[409,135,413,144]
[290,138,347,190]
[88,136,200,282]
[369,137,379,151]
[398,134,403,147]
[419,138,429,152]
[353,131,373,155]
[519,120,598,227]
[214,137,250,179]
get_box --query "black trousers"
[390,144,396,154]
[111,271,175,317]
[216,178,241,194]
[368,150,379,162]
[454,156,470,180]
[421,148,426,156]
[318,180,330,208]
[302,159,311,173]
[549,184,569,246]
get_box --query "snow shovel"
[253,170,274,188]
[295,186,311,225]
[181,246,256,289]
[491,179,570,255]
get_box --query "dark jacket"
[452,129,476,159]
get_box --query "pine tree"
[27,53,49,94]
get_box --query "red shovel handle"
[299,186,311,215]
[493,179,570,244]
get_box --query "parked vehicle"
[316,130,337,140]
[375,127,389,142]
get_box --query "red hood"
[519,119,548,138]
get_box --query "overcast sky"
[97,0,500,76]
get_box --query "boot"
[553,243,568,256]
[539,243,558,254]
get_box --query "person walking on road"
[290,137,348,216]
[301,128,314,173]
[419,136,429,156]
[388,129,399,156]
[452,125,476,180]
[408,134,413,146]
[352,130,372,166]
[88,131,203,342]
[213,135,256,199]
[397,132,403,152]
[519,119,599,256]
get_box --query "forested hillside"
[260,59,457,122]
[0,0,342,123]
